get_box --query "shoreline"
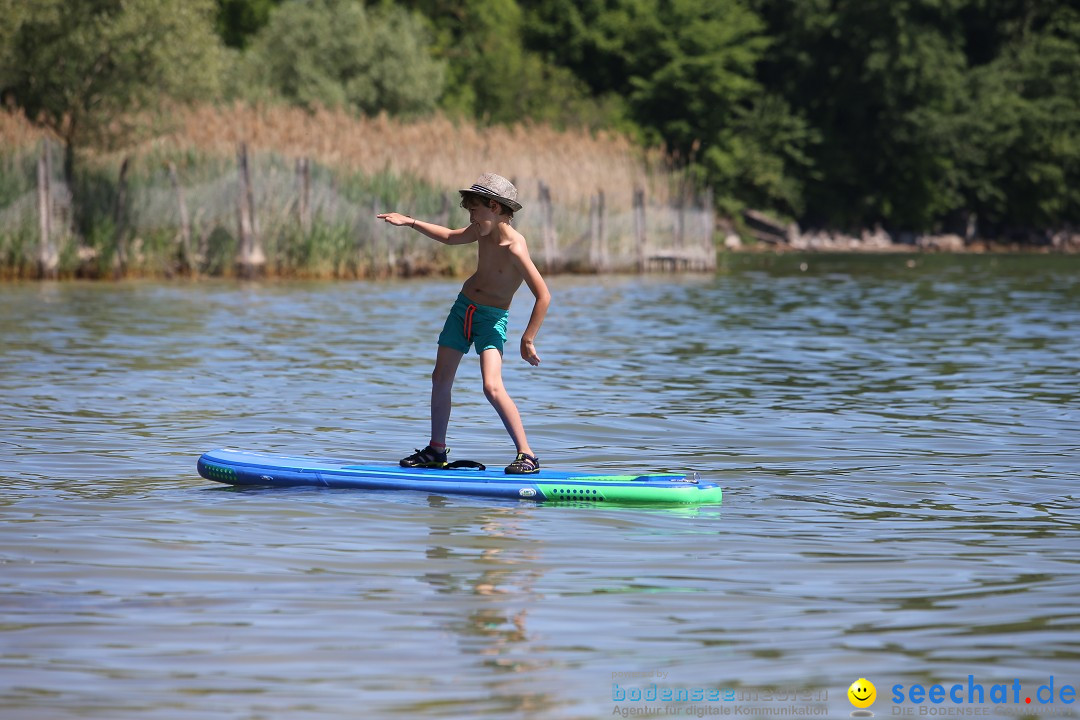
[725,211,1080,254]
[726,237,1080,255]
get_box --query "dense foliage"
[749,0,1080,233]
[2,0,1077,235]
[1,0,224,183]
[231,0,444,116]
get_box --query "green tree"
[524,0,809,212]
[626,0,769,154]
[0,0,30,89]
[237,0,445,116]
[707,94,819,217]
[961,4,1080,231]
[751,0,977,230]
[522,0,661,103]
[400,0,622,128]
[1,0,225,186]
[752,0,1080,232]
[215,0,284,49]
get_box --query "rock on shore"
[733,209,1080,253]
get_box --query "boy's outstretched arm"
[509,242,551,367]
[376,212,477,245]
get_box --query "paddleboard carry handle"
[446,460,486,471]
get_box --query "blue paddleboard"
[197,448,723,505]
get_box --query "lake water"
[2,253,1078,719]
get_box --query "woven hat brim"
[459,185,522,213]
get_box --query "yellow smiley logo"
[848,678,876,709]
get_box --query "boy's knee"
[482,380,504,401]
[432,368,454,388]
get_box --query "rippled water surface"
[2,254,1078,719]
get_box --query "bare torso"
[460,224,526,309]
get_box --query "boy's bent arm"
[509,241,551,366]
[376,212,477,245]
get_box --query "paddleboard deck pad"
[197,449,722,505]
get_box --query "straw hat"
[459,172,522,213]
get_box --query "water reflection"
[402,499,556,715]
[1,255,1079,718]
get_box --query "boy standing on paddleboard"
[377,173,550,474]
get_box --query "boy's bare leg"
[479,348,533,456]
[431,345,464,447]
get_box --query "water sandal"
[400,446,449,468]
[505,452,540,475]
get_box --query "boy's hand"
[520,338,540,366]
[377,212,414,227]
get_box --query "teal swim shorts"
[438,293,509,354]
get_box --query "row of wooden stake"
[31,142,714,278]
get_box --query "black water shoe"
[400,446,449,468]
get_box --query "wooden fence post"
[538,180,556,271]
[702,186,716,270]
[588,194,598,270]
[380,195,394,273]
[588,191,608,271]
[296,157,311,235]
[36,142,57,279]
[596,190,607,271]
[235,142,265,277]
[236,143,252,273]
[168,162,194,272]
[675,194,685,250]
[112,157,130,276]
[633,188,646,273]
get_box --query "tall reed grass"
[123,103,680,210]
[0,104,715,279]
